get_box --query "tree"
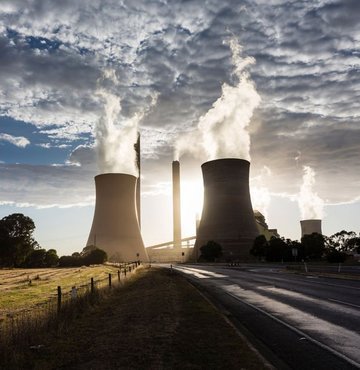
[199,241,222,262]
[23,249,47,268]
[84,248,108,265]
[285,239,302,261]
[326,230,357,253]
[44,249,59,267]
[266,237,289,262]
[0,213,38,267]
[301,233,325,260]
[59,247,107,267]
[250,235,268,261]
[342,236,360,254]
[81,245,97,257]
[326,249,347,263]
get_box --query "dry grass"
[0,267,268,370]
[0,265,122,321]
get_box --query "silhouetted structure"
[194,159,259,261]
[134,134,141,228]
[87,174,148,262]
[300,219,322,237]
[172,161,181,249]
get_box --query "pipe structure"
[300,219,322,237]
[194,158,259,261]
[86,173,148,262]
[172,161,182,249]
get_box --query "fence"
[0,261,142,350]
[55,261,140,312]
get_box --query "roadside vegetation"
[250,230,360,263]
[0,213,108,269]
[0,267,268,370]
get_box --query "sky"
[0,0,359,256]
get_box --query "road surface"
[170,264,360,369]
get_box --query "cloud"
[0,0,358,208]
[0,133,30,147]
[0,163,96,206]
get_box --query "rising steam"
[96,70,156,176]
[175,38,261,161]
[298,166,324,220]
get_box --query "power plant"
[194,158,259,261]
[172,160,181,249]
[86,173,148,262]
[300,219,322,237]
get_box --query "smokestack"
[134,133,141,228]
[172,161,181,249]
[194,159,259,261]
[300,219,322,237]
[86,174,148,262]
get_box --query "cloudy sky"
[0,0,359,255]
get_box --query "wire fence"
[0,261,142,350]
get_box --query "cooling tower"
[300,219,322,237]
[86,174,148,262]
[172,161,182,249]
[194,158,259,261]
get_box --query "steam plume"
[175,38,261,161]
[96,70,157,175]
[298,166,324,219]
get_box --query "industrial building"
[194,158,259,261]
[86,173,148,262]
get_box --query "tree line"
[0,213,107,268]
[251,230,360,263]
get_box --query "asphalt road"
[170,264,360,370]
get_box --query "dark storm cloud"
[0,0,359,205]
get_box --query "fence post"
[57,286,62,313]
[108,273,112,288]
[118,270,120,282]
[91,277,94,293]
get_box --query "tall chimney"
[172,161,181,249]
[134,133,141,228]
[300,219,322,237]
[194,159,259,261]
[86,173,148,262]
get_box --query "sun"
[180,180,204,238]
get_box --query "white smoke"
[96,69,157,175]
[298,166,324,219]
[175,38,261,161]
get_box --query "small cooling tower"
[300,219,322,237]
[194,158,259,261]
[172,161,181,249]
[86,173,148,262]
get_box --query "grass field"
[0,265,122,321]
[1,267,269,369]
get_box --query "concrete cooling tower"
[194,158,259,261]
[300,219,322,237]
[86,173,148,262]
